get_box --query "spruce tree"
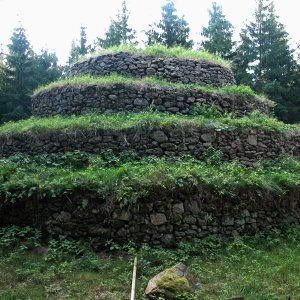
[145,0,193,48]
[0,55,7,120]
[201,2,234,59]
[68,25,90,64]
[234,0,298,122]
[4,26,35,120]
[33,50,62,86]
[96,0,136,49]
[1,26,62,122]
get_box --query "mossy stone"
[145,263,194,299]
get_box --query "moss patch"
[157,272,190,295]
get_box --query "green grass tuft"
[1,226,300,299]
[0,112,298,136]
[0,153,299,206]
[33,74,273,107]
[74,44,231,69]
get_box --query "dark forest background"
[0,0,299,123]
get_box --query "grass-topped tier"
[32,74,272,117]
[0,152,299,248]
[69,45,235,86]
[0,112,299,165]
[1,46,300,249]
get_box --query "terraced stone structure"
[0,47,299,248]
[1,125,299,165]
[32,80,271,117]
[70,52,235,86]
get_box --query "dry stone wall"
[32,84,270,117]
[1,127,299,165]
[1,187,299,248]
[70,53,235,86]
[2,51,300,246]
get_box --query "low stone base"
[1,187,299,248]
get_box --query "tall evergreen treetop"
[201,2,234,59]
[96,0,136,49]
[1,26,62,122]
[235,0,295,89]
[5,26,35,119]
[68,25,90,64]
[234,0,298,122]
[33,49,62,86]
[145,0,193,48]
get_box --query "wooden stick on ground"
[130,256,138,300]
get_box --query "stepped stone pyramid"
[0,48,299,248]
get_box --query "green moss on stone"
[156,270,190,295]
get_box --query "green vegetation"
[0,112,298,137]
[234,0,299,123]
[75,44,230,68]
[33,74,271,107]
[0,226,131,299]
[156,271,190,295]
[1,225,300,299]
[95,0,137,49]
[144,0,193,49]
[0,26,61,123]
[0,152,299,206]
[201,2,234,60]
[68,25,90,64]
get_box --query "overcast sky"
[0,0,299,64]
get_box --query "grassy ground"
[73,44,231,69]
[0,226,300,299]
[33,75,270,107]
[0,111,298,137]
[0,152,299,206]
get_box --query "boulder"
[145,262,194,299]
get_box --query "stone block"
[152,130,168,143]
[172,203,184,214]
[247,134,258,146]
[56,211,71,223]
[201,133,215,142]
[150,213,167,225]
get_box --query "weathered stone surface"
[112,210,131,221]
[0,51,299,251]
[32,83,271,118]
[152,130,169,143]
[172,203,184,214]
[56,211,71,222]
[134,98,148,106]
[201,133,215,143]
[247,134,258,146]
[70,52,236,86]
[1,187,300,249]
[150,213,167,226]
[145,263,194,299]
[0,126,299,166]
[222,216,234,226]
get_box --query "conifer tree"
[234,0,298,122]
[1,26,62,122]
[0,53,7,120]
[145,0,193,48]
[33,49,62,86]
[201,2,234,59]
[4,26,35,120]
[96,0,136,49]
[68,25,90,64]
